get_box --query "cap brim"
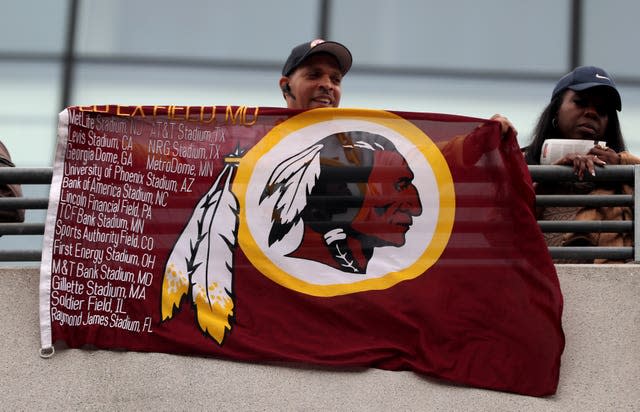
[568,83,622,111]
[305,41,353,75]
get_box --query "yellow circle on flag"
[236,108,455,297]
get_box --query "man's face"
[281,53,343,109]
[350,151,422,246]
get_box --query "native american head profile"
[161,132,424,345]
[260,131,423,273]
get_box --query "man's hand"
[490,114,517,137]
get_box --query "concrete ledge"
[2,266,638,411]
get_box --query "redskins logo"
[161,108,455,344]
[236,109,455,297]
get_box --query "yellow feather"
[193,281,234,344]
[161,263,189,320]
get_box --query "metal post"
[634,165,640,262]
[570,0,582,69]
[60,0,79,110]
[318,0,331,39]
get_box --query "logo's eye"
[395,178,411,192]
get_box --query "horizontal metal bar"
[2,248,629,263]
[0,197,49,209]
[0,193,632,210]
[538,220,632,233]
[528,165,635,182]
[0,168,53,184]
[535,194,633,207]
[548,246,633,260]
[0,250,42,261]
[0,165,634,184]
[0,223,45,235]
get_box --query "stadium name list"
[49,108,244,334]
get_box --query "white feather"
[354,140,376,151]
[276,160,320,223]
[161,167,224,320]
[191,167,237,294]
[161,163,239,345]
[268,144,322,184]
[190,165,239,343]
[262,144,322,225]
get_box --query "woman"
[525,66,640,262]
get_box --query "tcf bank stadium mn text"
[76,105,261,127]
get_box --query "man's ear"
[279,77,289,99]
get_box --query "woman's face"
[556,89,611,141]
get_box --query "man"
[279,39,352,109]
[279,39,515,136]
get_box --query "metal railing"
[0,166,638,262]
[0,168,52,261]
[529,165,639,262]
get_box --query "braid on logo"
[323,228,362,273]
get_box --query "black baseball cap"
[551,66,621,111]
[282,39,352,77]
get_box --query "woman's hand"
[554,152,606,180]
[588,145,621,165]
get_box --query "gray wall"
[3,266,638,410]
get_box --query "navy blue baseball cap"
[282,39,352,77]
[552,66,621,111]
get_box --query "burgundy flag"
[40,106,564,396]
